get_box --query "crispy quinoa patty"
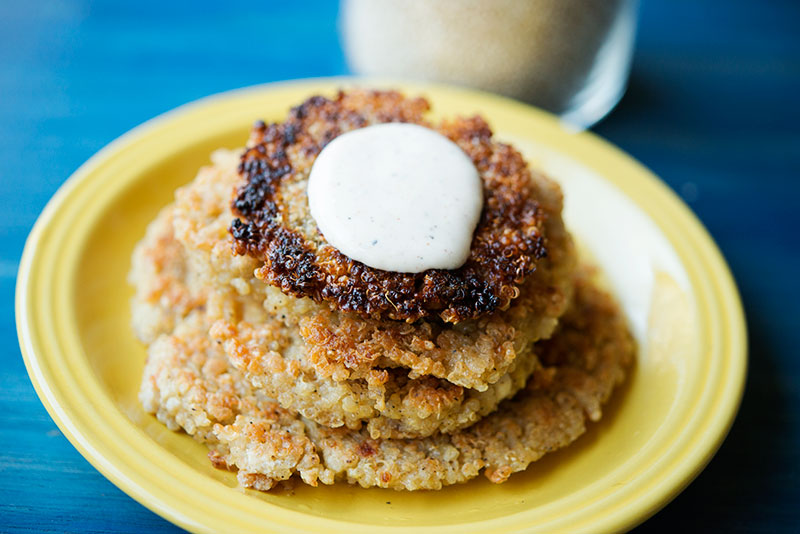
[139,276,634,491]
[166,150,574,391]
[230,90,557,323]
[132,200,546,438]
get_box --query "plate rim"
[16,76,747,533]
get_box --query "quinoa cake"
[133,202,551,439]
[230,91,553,324]
[139,276,634,490]
[131,88,634,491]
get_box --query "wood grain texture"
[2,0,798,532]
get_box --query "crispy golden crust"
[129,206,206,344]
[230,90,552,323]
[167,150,574,391]
[133,198,545,438]
[210,315,541,439]
[139,277,634,490]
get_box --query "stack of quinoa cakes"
[131,90,634,491]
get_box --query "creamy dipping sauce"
[307,123,483,273]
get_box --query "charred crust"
[230,89,548,323]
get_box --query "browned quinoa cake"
[133,200,549,439]
[130,89,634,491]
[139,276,634,490]
[230,90,554,324]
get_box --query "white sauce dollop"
[308,123,483,273]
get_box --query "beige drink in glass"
[341,0,638,128]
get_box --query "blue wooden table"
[2,1,798,532]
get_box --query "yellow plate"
[16,79,746,533]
